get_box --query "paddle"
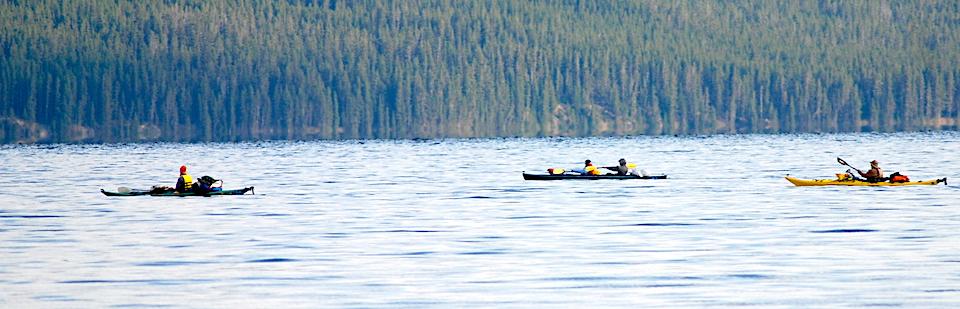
[836,157,863,175]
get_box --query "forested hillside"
[2,0,958,143]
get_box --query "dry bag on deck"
[889,172,909,183]
[197,176,223,192]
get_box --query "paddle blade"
[837,157,848,166]
[117,186,131,194]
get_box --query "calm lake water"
[2,132,959,308]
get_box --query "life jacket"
[181,174,194,191]
[860,167,883,182]
[585,165,601,175]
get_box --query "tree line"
[1,0,958,143]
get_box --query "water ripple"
[810,229,879,233]
[626,223,701,227]
[59,279,217,285]
[247,258,297,263]
[134,261,214,267]
[0,215,65,218]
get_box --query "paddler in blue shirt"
[175,165,195,193]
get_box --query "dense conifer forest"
[1,0,958,143]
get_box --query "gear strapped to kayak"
[523,172,667,180]
[785,176,945,187]
[101,186,254,197]
[196,175,223,192]
[526,159,662,180]
[103,171,252,196]
[790,157,948,186]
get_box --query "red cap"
[180,165,187,174]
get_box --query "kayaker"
[602,158,639,176]
[175,165,195,193]
[857,160,884,181]
[585,160,601,175]
[616,158,629,175]
[573,160,601,175]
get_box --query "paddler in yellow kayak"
[856,160,884,181]
[837,157,885,182]
[786,157,943,186]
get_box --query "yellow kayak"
[785,176,947,187]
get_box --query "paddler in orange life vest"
[176,165,195,193]
[580,160,602,175]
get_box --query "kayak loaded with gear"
[101,172,254,197]
[101,186,254,197]
[785,157,947,187]
[523,173,667,180]
[523,159,667,180]
[784,177,945,187]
